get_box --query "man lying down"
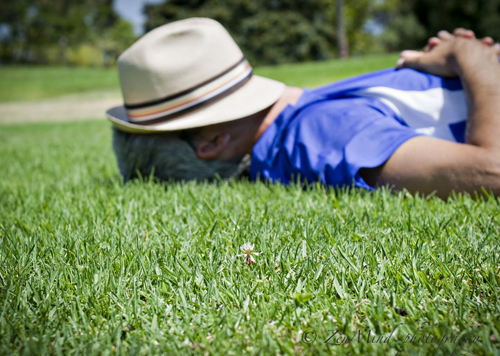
[107,18,500,199]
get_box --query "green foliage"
[2,0,499,67]
[0,119,499,354]
[97,18,137,64]
[412,0,500,42]
[67,44,104,67]
[144,0,378,65]
[378,13,427,52]
[0,0,136,65]
[235,11,333,65]
[375,0,500,51]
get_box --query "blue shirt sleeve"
[250,96,421,190]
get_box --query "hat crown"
[117,18,243,106]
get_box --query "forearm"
[453,39,500,150]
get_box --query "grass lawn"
[0,53,399,103]
[1,56,499,355]
[0,67,120,103]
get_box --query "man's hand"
[423,28,496,52]
[396,28,500,77]
[397,36,459,77]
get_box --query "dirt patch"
[0,90,122,124]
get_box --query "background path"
[0,90,121,124]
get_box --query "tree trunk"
[336,0,348,58]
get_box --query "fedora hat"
[106,18,285,133]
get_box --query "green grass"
[1,56,499,355]
[1,121,500,355]
[255,53,400,88]
[0,54,399,103]
[0,66,120,103]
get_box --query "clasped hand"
[397,28,500,77]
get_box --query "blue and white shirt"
[249,67,467,189]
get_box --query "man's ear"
[195,132,230,160]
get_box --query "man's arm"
[361,37,500,198]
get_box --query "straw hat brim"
[106,75,285,134]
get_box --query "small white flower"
[237,243,261,265]
[240,243,254,254]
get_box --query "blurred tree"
[375,0,500,51]
[95,18,136,66]
[0,0,136,65]
[144,0,376,65]
[371,0,426,52]
[413,0,500,42]
[2,1,498,66]
[336,0,348,58]
[0,1,31,63]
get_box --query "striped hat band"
[125,58,252,124]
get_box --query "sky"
[113,0,165,35]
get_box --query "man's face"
[192,118,257,162]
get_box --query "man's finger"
[493,43,500,56]
[426,37,441,51]
[400,50,424,59]
[396,57,406,68]
[429,37,440,45]
[453,28,475,38]
[481,37,494,46]
[398,50,424,69]
[438,30,454,40]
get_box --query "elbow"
[478,152,500,195]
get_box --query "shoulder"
[308,67,462,99]
[291,96,397,130]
